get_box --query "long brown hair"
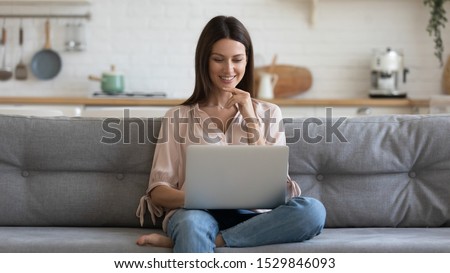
[182,16,255,106]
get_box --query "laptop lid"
[184,145,289,209]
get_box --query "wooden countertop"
[0,96,430,107]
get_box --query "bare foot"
[136,233,174,248]
[215,234,226,247]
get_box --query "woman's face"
[208,38,247,92]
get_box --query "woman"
[136,15,326,252]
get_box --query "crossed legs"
[137,197,325,252]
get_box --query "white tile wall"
[0,0,448,99]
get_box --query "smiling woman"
[135,15,326,253]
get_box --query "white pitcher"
[257,72,278,99]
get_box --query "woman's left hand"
[222,87,256,119]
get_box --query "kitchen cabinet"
[280,106,418,118]
[429,95,450,114]
[317,106,414,117]
[0,104,82,116]
[280,106,316,118]
[0,96,431,118]
[82,106,170,118]
[278,98,429,117]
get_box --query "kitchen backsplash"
[0,0,448,99]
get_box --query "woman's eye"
[233,59,244,63]
[212,58,223,62]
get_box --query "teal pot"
[89,65,124,94]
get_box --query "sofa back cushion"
[285,114,450,228]
[0,115,159,227]
[1,114,449,229]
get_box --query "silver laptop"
[184,145,289,209]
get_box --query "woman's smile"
[219,75,237,83]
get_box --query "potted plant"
[424,0,449,67]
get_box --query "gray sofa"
[0,113,449,253]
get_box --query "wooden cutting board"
[254,65,313,98]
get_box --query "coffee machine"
[370,48,409,98]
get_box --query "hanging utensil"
[0,20,13,81]
[64,21,76,51]
[15,19,27,80]
[75,20,86,51]
[31,19,62,80]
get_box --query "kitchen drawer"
[82,106,170,118]
[314,106,413,118]
[280,106,316,118]
[0,105,82,116]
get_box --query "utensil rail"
[0,13,91,20]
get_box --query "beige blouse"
[136,99,301,231]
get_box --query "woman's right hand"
[150,185,185,209]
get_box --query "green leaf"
[425,0,448,66]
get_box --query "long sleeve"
[136,108,182,227]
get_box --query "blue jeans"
[166,197,326,253]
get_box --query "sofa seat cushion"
[1,227,449,253]
[216,228,450,253]
[0,227,170,253]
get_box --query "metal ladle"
[0,19,13,81]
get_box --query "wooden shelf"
[272,98,429,107]
[0,97,184,106]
